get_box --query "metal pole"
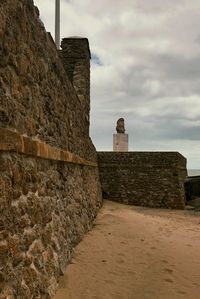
[55,0,60,49]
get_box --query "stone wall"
[0,0,102,298]
[0,0,94,159]
[98,152,187,209]
[185,176,200,201]
[60,37,90,136]
[0,151,101,298]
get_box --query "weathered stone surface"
[185,176,200,203]
[0,0,95,161]
[0,127,97,167]
[60,37,91,136]
[0,153,102,298]
[98,152,187,209]
[0,0,102,298]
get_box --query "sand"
[54,200,200,299]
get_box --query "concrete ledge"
[0,127,97,167]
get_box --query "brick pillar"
[60,37,91,135]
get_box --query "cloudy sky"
[34,0,200,169]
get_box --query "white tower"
[55,0,60,49]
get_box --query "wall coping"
[0,127,97,167]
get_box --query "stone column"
[113,118,129,151]
[113,133,128,151]
[60,37,91,135]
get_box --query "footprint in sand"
[163,268,173,274]
[127,270,135,275]
[154,239,161,243]
[108,270,117,275]
[117,259,124,264]
[164,278,174,283]
[118,252,125,257]
[193,282,200,287]
[111,293,123,299]
[150,246,156,250]
[176,290,187,295]
[101,259,107,263]
[120,241,127,245]
[139,262,146,265]
[161,259,168,264]
[170,264,176,269]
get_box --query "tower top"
[61,37,91,58]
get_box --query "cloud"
[34,0,200,169]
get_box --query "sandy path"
[54,200,200,299]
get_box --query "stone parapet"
[98,152,187,209]
[0,128,97,167]
[60,37,91,136]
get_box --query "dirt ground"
[54,200,200,299]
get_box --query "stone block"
[113,133,128,152]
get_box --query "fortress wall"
[60,38,91,135]
[0,0,102,298]
[0,0,94,159]
[98,152,187,209]
[185,176,200,201]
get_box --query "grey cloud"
[152,54,200,80]
[133,0,187,13]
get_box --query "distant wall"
[185,176,200,201]
[98,152,187,209]
[0,1,102,298]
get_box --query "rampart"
[98,152,187,209]
[0,1,102,298]
[185,176,200,201]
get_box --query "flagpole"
[55,0,60,49]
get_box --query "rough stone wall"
[98,152,187,209]
[0,0,102,298]
[0,152,101,298]
[60,37,91,136]
[0,0,94,159]
[185,176,200,201]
